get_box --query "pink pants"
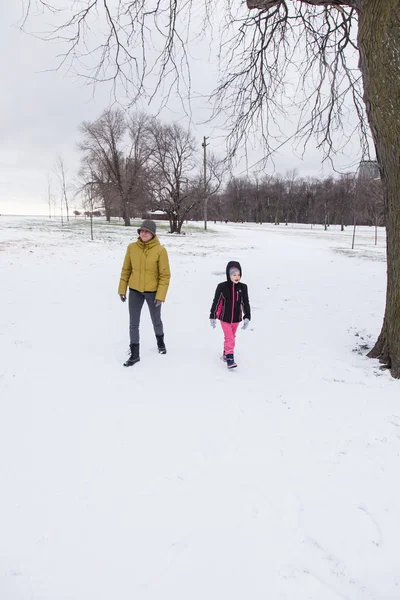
[221,321,239,355]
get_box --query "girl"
[209,261,251,369]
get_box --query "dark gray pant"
[128,289,163,344]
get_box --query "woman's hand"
[154,299,163,308]
[119,294,127,303]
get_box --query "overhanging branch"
[247,0,359,10]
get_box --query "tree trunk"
[359,1,400,376]
[352,216,357,250]
[169,214,179,233]
[65,198,70,222]
[121,196,131,226]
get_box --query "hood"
[226,261,242,281]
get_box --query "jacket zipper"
[231,283,235,323]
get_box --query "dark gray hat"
[137,219,157,237]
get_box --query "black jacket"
[210,261,251,324]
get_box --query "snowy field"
[1,216,399,600]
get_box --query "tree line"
[205,170,384,235]
[74,109,384,236]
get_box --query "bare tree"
[46,173,53,219]
[126,112,156,217]
[239,2,399,374]
[148,120,199,234]
[351,176,363,250]
[225,177,252,223]
[336,173,355,232]
[284,170,298,226]
[82,183,98,241]
[23,0,400,376]
[201,151,225,224]
[81,156,117,222]
[79,109,131,226]
[220,170,383,233]
[54,156,70,223]
[79,110,155,224]
[76,161,102,240]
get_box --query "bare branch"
[247,0,359,8]
[23,1,370,170]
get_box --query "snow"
[0,216,399,600]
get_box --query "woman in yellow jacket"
[118,220,171,366]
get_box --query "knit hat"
[226,261,242,281]
[137,219,156,237]
[229,266,240,276]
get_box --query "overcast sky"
[1,2,363,216]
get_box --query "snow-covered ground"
[1,216,399,600]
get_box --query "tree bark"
[358,0,400,376]
[104,197,111,222]
[169,213,179,233]
[121,196,131,226]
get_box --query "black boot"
[226,353,237,369]
[156,334,167,354]
[123,343,140,367]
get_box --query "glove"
[119,294,127,303]
[210,319,217,329]
[242,318,250,330]
[154,299,163,308]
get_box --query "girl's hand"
[120,294,127,303]
[242,319,250,330]
[154,299,163,308]
[210,319,217,329]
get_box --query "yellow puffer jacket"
[118,236,171,301]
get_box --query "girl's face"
[139,229,153,243]
[230,271,241,283]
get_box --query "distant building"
[358,160,380,180]
[142,209,169,221]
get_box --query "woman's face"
[139,229,153,243]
